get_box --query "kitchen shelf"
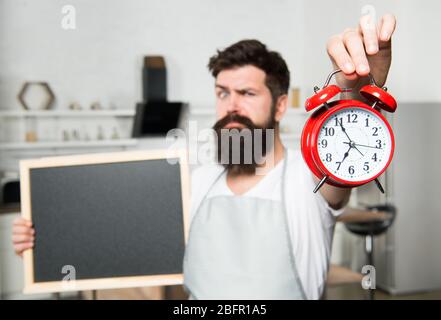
[0,139,138,150]
[0,109,135,118]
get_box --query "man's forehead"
[215,65,266,89]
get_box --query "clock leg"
[313,175,328,193]
[374,178,385,193]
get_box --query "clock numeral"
[363,162,370,172]
[372,153,378,162]
[321,139,328,148]
[347,113,358,123]
[334,117,343,127]
[336,161,342,171]
[365,117,369,127]
[348,165,355,175]
[326,153,332,162]
[324,127,335,136]
[376,139,382,148]
[372,127,379,136]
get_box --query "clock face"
[316,107,393,182]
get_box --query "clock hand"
[338,120,364,156]
[341,140,364,156]
[353,145,364,157]
[343,141,382,150]
[339,122,365,155]
[336,145,352,171]
[339,122,352,142]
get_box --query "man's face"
[214,65,274,127]
[212,65,279,174]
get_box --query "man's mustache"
[213,113,257,131]
[212,112,276,175]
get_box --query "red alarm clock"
[301,69,397,193]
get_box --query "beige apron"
[183,155,306,299]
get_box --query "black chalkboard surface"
[20,149,190,294]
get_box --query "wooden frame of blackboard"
[20,149,190,294]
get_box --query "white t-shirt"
[189,149,345,299]
[207,159,285,201]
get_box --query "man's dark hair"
[208,39,290,102]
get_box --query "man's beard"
[212,111,276,175]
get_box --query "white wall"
[0,0,305,111]
[1,0,439,114]
[302,0,441,102]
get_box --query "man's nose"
[226,93,241,113]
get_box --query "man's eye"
[218,91,228,98]
[245,91,255,96]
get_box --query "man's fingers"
[12,225,35,235]
[12,234,34,244]
[359,14,379,55]
[327,35,355,75]
[379,14,396,42]
[342,28,370,76]
[14,242,34,255]
[13,217,33,227]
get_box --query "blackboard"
[19,149,190,294]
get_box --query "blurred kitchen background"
[0,0,440,299]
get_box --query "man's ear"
[274,94,288,122]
